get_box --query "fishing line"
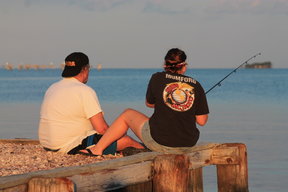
[205,53,261,94]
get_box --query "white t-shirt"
[38,78,102,153]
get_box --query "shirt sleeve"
[195,82,209,115]
[146,74,156,104]
[82,86,102,119]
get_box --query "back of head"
[164,48,187,73]
[62,52,89,77]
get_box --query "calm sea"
[0,68,287,191]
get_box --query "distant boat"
[97,64,102,71]
[245,61,272,69]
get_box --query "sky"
[0,0,287,68]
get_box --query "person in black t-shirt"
[79,48,209,156]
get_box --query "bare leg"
[88,108,149,155]
[116,135,144,151]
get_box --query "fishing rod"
[205,53,261,94]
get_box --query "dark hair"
[164,48,187,73]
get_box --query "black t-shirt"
[146,71,209,147]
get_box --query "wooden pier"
[0,141,248,192]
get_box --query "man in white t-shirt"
[38,52,144,155]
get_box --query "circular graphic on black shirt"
[163,82,195,112]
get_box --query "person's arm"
[196,114,208,126]
[89,112,109,134]
[146,74,156,108]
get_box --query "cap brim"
[61,66,82,77]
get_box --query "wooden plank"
[0,152,160,190]
[211,145,239,165]
[187,143,240,167]
[216,143,249,192]
[186,149,214,169]
[0,184,27,192]
[28,177,75,192]
[186,143,220,169]
[67,161,153,192]
[0,139,39,145]
[153,154,190,192]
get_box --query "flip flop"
[77,149,102,157]
[121,147,152,156]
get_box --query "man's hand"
[196,114,208,126]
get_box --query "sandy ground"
[0,142,123,177]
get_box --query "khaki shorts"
[141,121,198,154]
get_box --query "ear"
[179,65,187,74]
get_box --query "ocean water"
[0,68,287,191]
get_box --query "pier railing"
[0,141,248,192]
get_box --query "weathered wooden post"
[216,143,249,192]
[152,154,190,192]
[28,177,75,192]
[188,168,203,192]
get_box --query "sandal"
[77,149,102,157]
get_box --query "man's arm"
[196,114,208,126]
[89,112,109,134]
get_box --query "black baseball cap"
[62,52,89,77]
